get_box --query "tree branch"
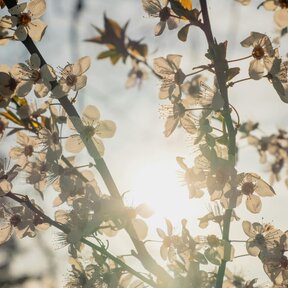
[3,0,173,284]
[199,1,237,287]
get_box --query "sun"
[129,159,206,225]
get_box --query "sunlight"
[129,160,206,225]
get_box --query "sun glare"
[129,160,206,225]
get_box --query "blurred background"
[0,0,288,287]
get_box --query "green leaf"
[97,49,118,60]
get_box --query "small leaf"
[7,128,24,137]
[97,49,118,60]
[204,248,221,265]
[0,110,23,126]
[178,0,192,10]
[177,24,190,42]
[194,252,208,264]
[226,67,240,82]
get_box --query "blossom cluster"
[1,0,288,287]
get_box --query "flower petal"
[180,114,197,134]
[73,74,87,91]
[142,0,162,15]
[136,203,154,218]
[82,105,100,123]
[72,56,91,75]
[248,59,264,80]
[8,3,27,15]
[242,220,255,237]
[154,21,166,36]
[15,25,28,41]
[156,228,166,239]
[34,82,50,98]
[167,54,182,69]
[96,120,116,138]
[0,224,13,245]
[0,179,12,194]
[132,218,148,240]
[167,17,179,30]
[27,0,46,18]
[255,178,275,197]
[65,134,84,153]
[246,239,261,256]
[28,19,47,41]
[246,194,262,213]
[274,9,288,29]
[30,53,41,69]
[164,115,179,137]
[15,81,33,97]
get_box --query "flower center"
[255,233,266,246]
[24,144,34,157]
[159,6,171,22]
[66,74,77,87]
[241,181,255,195]
[10,214,21,226]
[252,45,265,60]
[174,69,186,85]
[39,162,47,173]
[19,13,31,26]
[163,236,172,247]
[31,70,41,83]
[173,102,186,118]
[83,125,96,138]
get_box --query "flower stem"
[227,55,252,63]
[234,254,250,259]
[227,77,252,87]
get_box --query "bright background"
[0,0,288,287]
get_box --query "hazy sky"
[1,0,288,286]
